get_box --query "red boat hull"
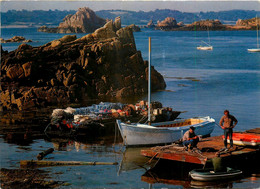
[222,133,260,146]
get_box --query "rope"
[215,123,223,130]
[137,115,147,123]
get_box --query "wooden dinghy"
[189,167,242,181]
[223,133,260,146]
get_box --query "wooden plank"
[20,160,118,168]
[141,129,260,165]
[141,149,207,165]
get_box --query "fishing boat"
[223,133,260,146]
[189,167,242,181]
[117,116,215,146]
[248,16,260,52]
[116,37,215,146]
[197,27,213,50]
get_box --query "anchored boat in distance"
[248,16,260,52]
[197,27,213,51]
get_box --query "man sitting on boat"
[182,126,199,150]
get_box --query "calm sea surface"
[1,28,260,188]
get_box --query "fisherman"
[182,126,199,150]
[219,110,238,151]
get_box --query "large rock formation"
[156,17,179,30]
[38,7,106,33]
[1,17,166,111]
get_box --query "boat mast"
[207,25,211,46]
[257,16,259,49]
[148,37,151,125]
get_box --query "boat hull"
[247,48,260,52]
[223,133,260,146]
[197,46,213,50]
[117,116,215,146]
[189,168,242,181]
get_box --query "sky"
[1,0,260,13]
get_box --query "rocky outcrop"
[1,17,166,111]
[235,17,260,29]
[0,36,32,43]
[128,24,141,32]
[147,20,156,28]
[37,26,58,33]
[156,17,179,30]
[182,19,226,31]
[37,7,106,33]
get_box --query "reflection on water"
[0,110,260,188]
[141,159,260,188]
[118,147,157,175]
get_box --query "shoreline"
[1,24,257,31]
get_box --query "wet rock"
[6,65,25,80]
[93,20,117,39]
[22,62,32,77]
[1,36,32,43]
[0,168,63,188]
[114,16,121,31]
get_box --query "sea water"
[1,27,260,188]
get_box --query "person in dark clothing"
[219,110,238,150]
[182,126,199,149]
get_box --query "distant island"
[2,9,260,27]
[35,7,260,33]
[38,7,141,33]
[151,17,260,31]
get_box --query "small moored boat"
[223,133,260,146]
[197,27,213,51]
[248,16,260,52]
[117,116,215,146]
[189,167,242,181]
[197,46,213,51]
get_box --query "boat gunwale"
[117,116,215,131]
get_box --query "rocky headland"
[0,36,32,43]
[0,17,166,111]
[38,7,107,33]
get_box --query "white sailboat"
[197,27,213,50]
[117,37,215,146]
[248,16,260,52]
